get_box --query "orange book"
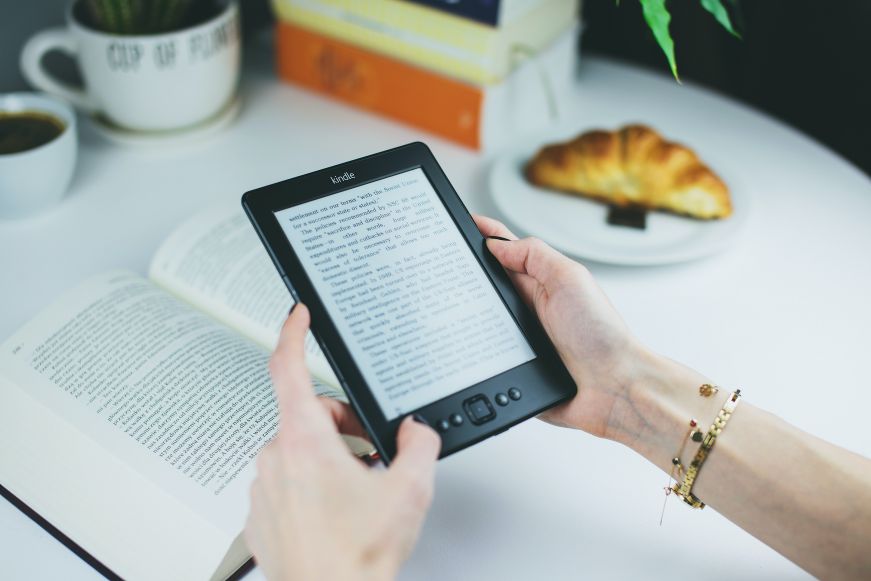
[276,20,577,150]
[276,21,485,148]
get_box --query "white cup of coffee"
[0,93,77,219]
[20,0,240,132]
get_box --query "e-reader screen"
[274,168,536,420]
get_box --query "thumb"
[485,236,569,286]
[388,417,441,503]
[269,304,317,430]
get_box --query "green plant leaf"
[639,0,678,80]
[700,0,741,38]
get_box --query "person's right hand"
[474,215,660,441]
[245,305,441,581]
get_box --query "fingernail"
[412,414,429,426]
[486,235,512,242]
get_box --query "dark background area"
[581,0,871,177]
[1,0,868,176]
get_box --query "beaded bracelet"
[660,417,698,524]
[660,384,721,523]
[672,389,742,509]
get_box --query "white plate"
[488,134,750,266]
[85,96,241,147]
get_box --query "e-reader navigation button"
[437,419,451,432]
[463,395,496,425]
[508,387,522,401]
[494,393,509,406]
[449,413,464,427]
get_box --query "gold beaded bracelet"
[660,417,698,524]
[660,384,719,523]
[672,389,742,509]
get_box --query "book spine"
[272,0,498,53]
[278,1,501,84]
[272,0,578,85]
[276,21,485,149]
[400,0,503,26]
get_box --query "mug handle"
[20,28,99,113]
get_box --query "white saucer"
[85,96,241,147]
[488,131,750,266]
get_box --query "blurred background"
[2,0,869,175]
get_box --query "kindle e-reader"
[242,142,576,461]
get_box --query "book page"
[0,272,338,539]
[148,203,341,392]
[0,376,236,581]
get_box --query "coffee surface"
[0,111,66,155]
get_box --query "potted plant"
[21,0,241,132]
[84,0,221,35]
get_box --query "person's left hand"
[245,304,441,581]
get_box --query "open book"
[0,204,372,580]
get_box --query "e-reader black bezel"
[242,142,576,462]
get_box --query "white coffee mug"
[0,93,77,219]
[20,0,240,132]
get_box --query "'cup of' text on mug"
[20,0,240,132]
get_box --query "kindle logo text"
[330,171,355,184]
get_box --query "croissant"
[525,124,732,219]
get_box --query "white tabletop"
[2,35,870,580]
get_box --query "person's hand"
[474,215,663,441]
[245,304,441,581]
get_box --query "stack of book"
[272,0,580,150]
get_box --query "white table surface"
[2,35,870,580]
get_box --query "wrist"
[607,350,722,472]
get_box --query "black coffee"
[0,111,66,155]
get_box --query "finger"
[269,304,319,429]
[505,269,538,311]
[477,237,536,304]
[270,306,362,451]
[470,215,541,305]
[485,236,569,286]
[388,417,441,501]
[472,214,518,240]
[318,398,371,440]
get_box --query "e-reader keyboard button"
[508,387,522,401]
[463,395,496,425]
[494,393,509,406]
[437,419,451,432]
[449,413,464,427]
